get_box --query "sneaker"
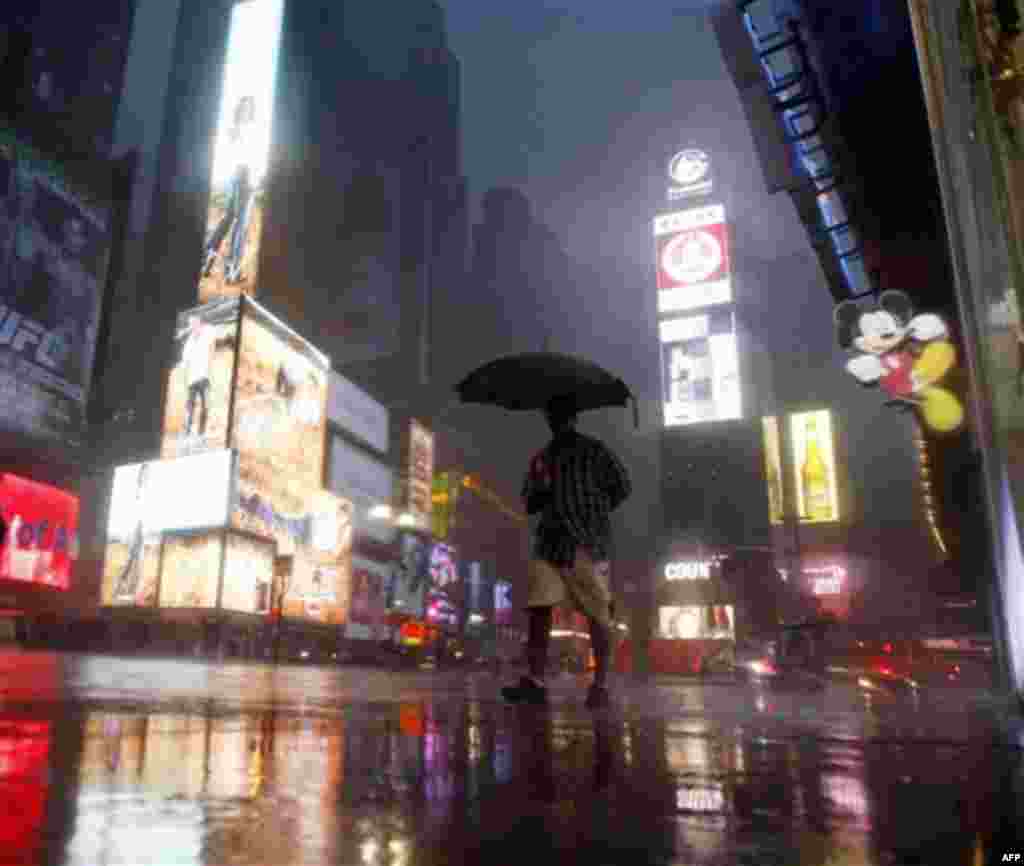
[585,684,610,710]
[501,676,547,705]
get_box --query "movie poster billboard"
[388,531,429,618]
[0,474,78,591]
[653,204,731,314]
[197,0,284,304]
[494,580,513,626]
[158,533,224,609]
[0,125,113,442]
[161,298,240,459]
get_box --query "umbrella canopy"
[456,352,638,427]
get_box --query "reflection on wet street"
[1,651,1023,865]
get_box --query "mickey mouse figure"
[834,290,964,433]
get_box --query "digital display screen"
[0,474,78,591]
[0,126,113,442]
[221,532,275,614]
[388,531,429,619]
[660,310,741,426]
[158,533,224,609]
[658,605,734,640]
[789,410,839,524]
[197,0,284,304]
[161,298,240,460]
[229,299,329,555]
[107,450,234,539]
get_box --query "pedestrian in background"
[502,396,632,709]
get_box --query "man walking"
[502,397,632,709]
[179,315,217,439]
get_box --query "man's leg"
[185,382,198,435]
[197,380,210,435]
[588,614,611,690]
[527,605,553,684]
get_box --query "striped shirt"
[522,431,632,567]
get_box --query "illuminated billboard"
[789,410,839,524]
[667,149,713,201]
[388,531,430,618]
[158,533,223,609]
[197,0,284,303]
[658,605,734,640]
[653,204,731,314]
[406,420,434,532]
[494,580,513,625]
[161,298,240,460]
[107,450,235,539]
[660,311,741,426]
[349,556,389,637]
[0,474,78,591]
[761,416,784,525]
[0,125,114,443]
[229,298,329,554]
[221,532,275,614]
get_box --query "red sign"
[0,475,78,591]
[655,221,730,291]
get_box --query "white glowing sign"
[664,560,713,581]
[660,311,742,426]
[806,564,845,596]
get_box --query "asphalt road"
[1,650,1023,865]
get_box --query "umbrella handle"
[632,395,639,430]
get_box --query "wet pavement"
[1,651,1023,865]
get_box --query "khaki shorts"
[526,548,613,628]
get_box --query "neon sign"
[664,560,713,581]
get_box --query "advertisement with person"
[280,491,353,625]
[0,125,113,442]
[660,310,741,426]
[161,298,239,459]
[653,204,731,314]
[197,0,284,303]
[221,532,275,614]
[230,298,328,554]
[388,530,429,619]
[0,474,78,591]
[494,580,513,626]
[348,556,389,638]
[158,533,224,609]
[658,605,735,640]
[102,450,234,607]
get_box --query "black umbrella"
[455,352,639,428]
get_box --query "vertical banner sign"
[0,126,114,442]
[431,471,459,540]
[788,410,840,524]
[197,0,284,304]
[761,416,784,525]
[653,204,732,314]
[407,420,434,532]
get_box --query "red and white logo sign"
[655,208,729,291]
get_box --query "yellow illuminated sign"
[789,410,839,524]
[761,416,784,525]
